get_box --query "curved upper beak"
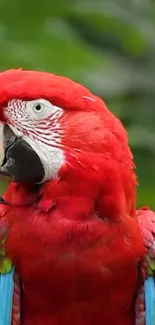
[0,124,17,178]
[0,124,45,183]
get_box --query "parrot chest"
[11,244,138,325]
[4,206,143,325]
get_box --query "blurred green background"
[0,0,154,208]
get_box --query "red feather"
[1,177,144,325]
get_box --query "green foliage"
[0,0,154,207]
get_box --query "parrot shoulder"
[0,208,12,274]
[136,207,155,325]
[137,206,155,276]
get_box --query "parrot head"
[0,69,136,219]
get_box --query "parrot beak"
[0,124,45,183]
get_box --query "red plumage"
[0,69,145,325]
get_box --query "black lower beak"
[0,124,45,183]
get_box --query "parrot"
[0,68,154,325]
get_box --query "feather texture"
[137,207,155,325]
[145,277,155,325]
[11,272,21,325]
[0,267,15,325]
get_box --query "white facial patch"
[22,135,64,182]
[6,99,65,182]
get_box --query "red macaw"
[0,69,154,325]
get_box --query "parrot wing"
[0,178,12,273]
[136,207,155,325]
[0,178,21,325]
[0,216,12,274]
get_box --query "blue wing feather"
[145,276,155,325]
[0,266,15,325]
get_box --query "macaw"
[0,69,154,325]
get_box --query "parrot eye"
[35,104,42,111]
[29,99,57,120]
[32,102,45,114]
